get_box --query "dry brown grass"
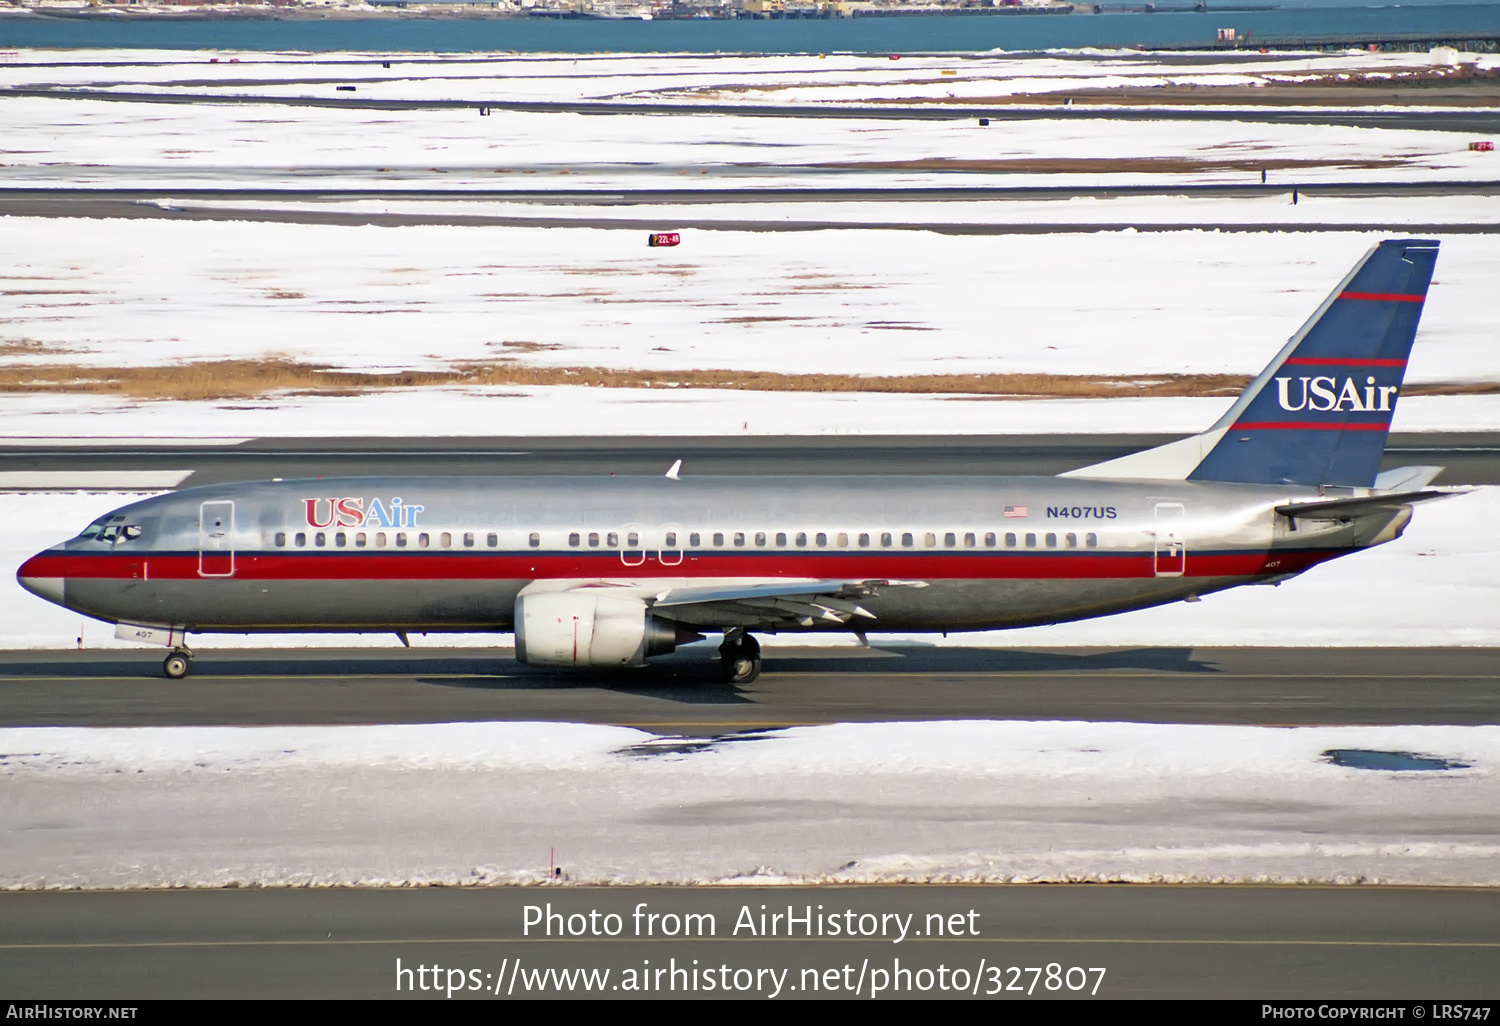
[0,357,1493,403]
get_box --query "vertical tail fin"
[1063,239,1439,487]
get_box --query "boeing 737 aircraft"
[19,239,1455,683]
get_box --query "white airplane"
[20,239,1454,682]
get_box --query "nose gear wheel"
[162,648,193,680]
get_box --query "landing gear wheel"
[163,651,192,680]
[718,632,762,685]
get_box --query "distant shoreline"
[0,5,1088,23]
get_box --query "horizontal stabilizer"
[1275,489,1459,520]
[1373,465,1445,492]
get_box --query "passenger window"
[665,532,677,547]
[796,532,807,547]
[315,532,326,547]
[947,532,959,547]
[963,532,975,548]
[837,533,848,547]
[356,532,367,548]
[463,532,474,548]
[713,532,725,546]
[441,532,452,548]
[396,533,408,548]
[689,532,700,547]
[418,533,430,548]
[606,532,618,547]
[924,532,936,547]
[775,532,787,546]
[487,533,498,548]
[1025,533,1036,548]
[529,532,541,548]
[1005,533,1017,548]
[880,533,892,547]
[1066,532,1077,548]
[588,532,599,548]
[627,531,639,547]
[815,532,826,547]
[375,532,386,548]
[1086,532,1098,548]
[335,532,347,548]
[734,532,745,547]
[755,532,767,547]
[859,533,871,548]
[275,532,286,548]
[1046,533,1057,548]
[901,533,914,547]
[984,532,996,547]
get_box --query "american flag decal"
[1004,505,1028,518]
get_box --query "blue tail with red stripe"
[1187,239,1439,488]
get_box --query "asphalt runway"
[1,645,1496,730]
[5,182,1500,233]
[11,86,1500,132]
[2,885,1496,998]
[1,432,1497,487]
[4,199,1493,235]
[6,180,1500,203]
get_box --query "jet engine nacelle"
[514,591,694,668]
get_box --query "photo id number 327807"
[992,965,1106,996]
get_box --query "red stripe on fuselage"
[19,548,1342,582]
[1338,291,1425,303]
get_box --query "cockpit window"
[78,516,114,540]
[79,516,142,544]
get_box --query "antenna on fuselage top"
[665,459,682,481]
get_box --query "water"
[1323,749,1470,771]
[1,4,1497,53]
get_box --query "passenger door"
[619,523,645,567]
[199,501,235,577]
[1153,502,1186,577]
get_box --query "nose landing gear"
[718,630,761,684]
[162,648,194,680]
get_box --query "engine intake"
[514,591,700,668]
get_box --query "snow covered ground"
[5,47,1489,107]
[0,94,1486,192]
[6,484,1498,651]
[3,719,1496,887]
[2,48,1496,192]
[4,220,1496,384]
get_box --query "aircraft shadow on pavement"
[0,645,1217,682]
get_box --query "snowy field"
[3,221,1497,383]
[0,94,1488,192]
[2,48,1497,192]
[6,485,1498,651]
[3,719,1497,887]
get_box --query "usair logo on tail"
[1275,376,1399,413]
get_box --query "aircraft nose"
[17,553,66,606]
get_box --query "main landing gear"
[162,648,194,680]
[719,630,761,685]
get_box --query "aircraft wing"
[650,579,927,629]
[1275,488,1462,521]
